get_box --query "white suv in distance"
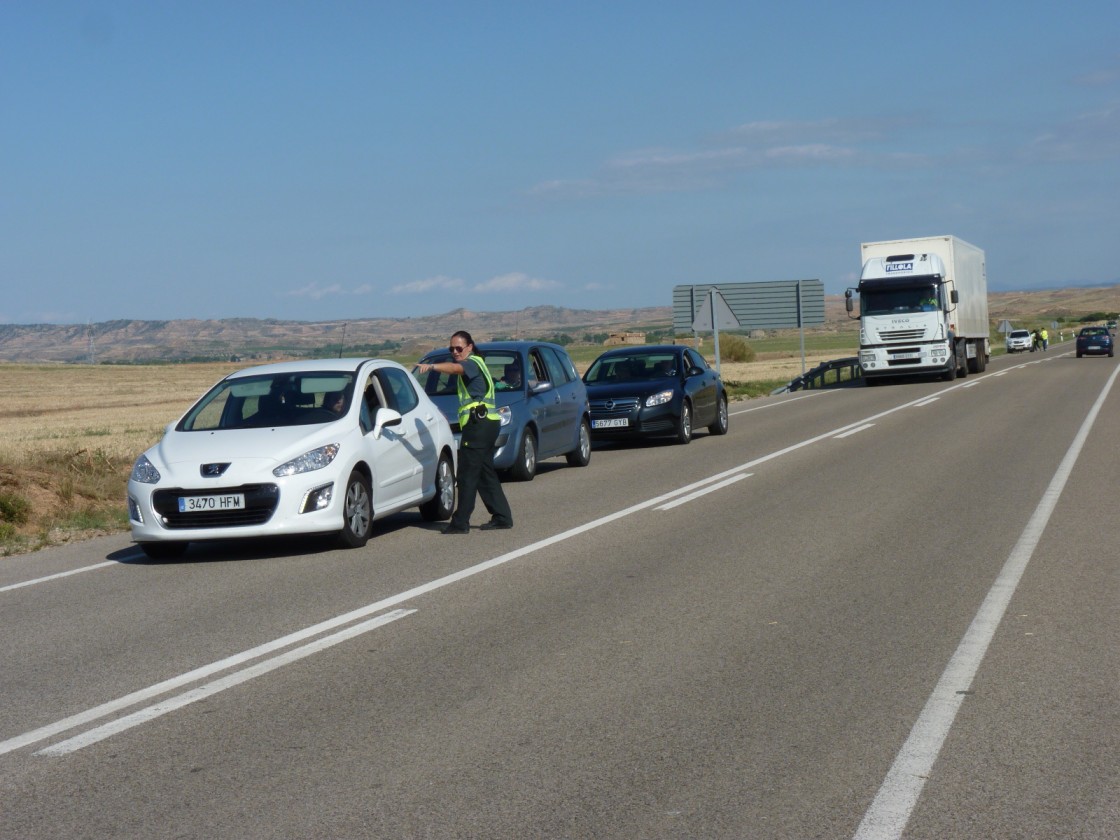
[1005,329,1032,353]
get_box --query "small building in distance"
[604,331,646,346]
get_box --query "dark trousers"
[452,417,512,528]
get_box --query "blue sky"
[3,2,1118,325]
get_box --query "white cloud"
[390,275,466,294]
[284,282,345,300]
[1024,99,1120,162]
[526,116,920,199]
[471,272,561,293]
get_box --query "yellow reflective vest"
[456,354,500,426]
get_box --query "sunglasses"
[449,344,468,353]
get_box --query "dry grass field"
[0,363,241,553]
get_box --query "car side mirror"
[687,366,704,377]
[530,381,553,395]
[371,407,403,439]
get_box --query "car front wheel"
[420,452,455,521]
[708,394,729,435]
[675,401,693,444]
[338,470,373,548]
[566,418,592,467]
[509,430,537,481]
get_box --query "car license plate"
[891,352,920,360]
[1087,345,1101,350]
[178,493,245,512]
[592,418,629,429]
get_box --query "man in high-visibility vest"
[417,330,513,534]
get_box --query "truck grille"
[880,328,926,341]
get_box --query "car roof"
[594,344,683,358]
[224,358,391,379]
[419,340,570,358]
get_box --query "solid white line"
[36,609,417,756]
[852,362,1120,840]
[0,381,990,756]
[654,474,750,510]
[729,390,837,416]
[0,561,116,593]
[834,423,874,439]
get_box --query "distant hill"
[2,286,1118,364]
[0,305,675,364]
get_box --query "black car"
[1076,326,1114,358]
[583,344,729,444]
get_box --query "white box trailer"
[848,235,990,382]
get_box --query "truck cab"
[847,253,963,382]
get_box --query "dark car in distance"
[583,344,729,444]
[415,341,591,481]
[1075,326,1114,358]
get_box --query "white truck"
[846,235,989,383]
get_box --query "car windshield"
[178,372,356,431]
[584,352,678,384]
[415,351,521,396]
[1080,327,1108,337]
[1010,331,1030,338]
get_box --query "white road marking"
[654,474,750,510]
[852,362,1120,840]
[36,609,417,756]
[0,561,115,593]
[834,423,874,439]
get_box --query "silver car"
[1005,329,1032,353]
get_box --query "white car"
[1005,329,1032,353]
[128,359,456,559]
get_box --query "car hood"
[145,424,345,475]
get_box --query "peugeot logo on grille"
[201,462,230,477]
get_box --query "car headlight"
[130,454,161,484]
[644,390,674,408]
[497,405,512,427]
[273,444,340,477]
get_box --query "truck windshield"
[861,285,939,316]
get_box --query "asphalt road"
[2,348,1117,839]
